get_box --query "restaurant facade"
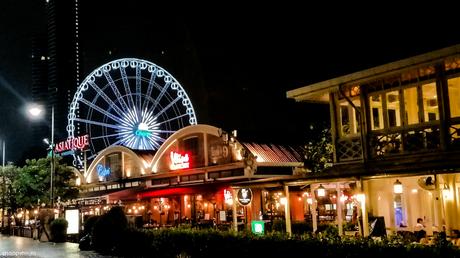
[287,44,460,237]
[76,124,306,231]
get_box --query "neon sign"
[97,164,111,177]
[135,129,151,137]
[170,151,190,170]
[55,134,89,153]
[134,122,152,137]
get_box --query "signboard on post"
[65,209,80,234]
[251,221,265,235]
[237,188,253,206]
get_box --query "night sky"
[1,2,460,163]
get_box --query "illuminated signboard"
[170,151,190,170]
[97,164,111,177]
[135,123,152,137]
[54,134,89,153]
[251,221,265,235]
[224,189,233,205]
[237,188,253,206]
[65,209,79,234]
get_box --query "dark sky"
[1,2,460,163]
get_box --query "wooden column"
[435,63,450,151]
[336,183,343,236]
[434,175,444,233]
[442,174,457,236]
[232,188,238,233]
[329,92,339,163]
[284,185,292,236]
[311,186,318,233]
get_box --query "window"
[183,136,199,155]
[422,82,439,122]
[386,91,401,127]
[448,77,460,118]
[106,152,122,179]
[339,98,360,136]
[404,87,419,125]
[370,94,383,130]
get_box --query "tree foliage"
[0,164,20,211]
[303,122,333,173]
[13,157,78,209]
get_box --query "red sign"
[55,135,89,153]
[170,151,190,170]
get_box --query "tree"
[303,122,333,173]
[0,164,20,221]
[14,157,78,209]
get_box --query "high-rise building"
[46,0,80,142]
[30,34,49,145]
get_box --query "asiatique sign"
[54,134,89,153]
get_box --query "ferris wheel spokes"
[142,68,158,111]
[149,80,171,112]
[79,98,124,125]
[152,96,181,119]
[119,66,136,109]
[88,80,125,118]
[136,65,142,111]
[103,71,130,113]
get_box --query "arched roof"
[150,124,223,173]
[85,145,147,181]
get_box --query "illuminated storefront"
[77,124,304,230]
[287,44,460,237]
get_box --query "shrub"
[291,221,312,235]
[50,218,68,243]
[83,215,100,235]
[91,206,128,253]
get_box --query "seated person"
[414,218,424,231]
[414,218,426,242]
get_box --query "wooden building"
[287,44,460,236]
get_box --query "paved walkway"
[0,235,111,257]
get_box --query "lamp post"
[27,104,55,208]
[1,139,5,228]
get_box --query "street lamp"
[27,104,55,208]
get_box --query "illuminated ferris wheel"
[68,58,197,166]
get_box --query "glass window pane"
[386,91,401,127]
[339,101,350,135]
[422,82,438,122]
[448,77,460,118]
[404,87,419,125]
[339,98,360,136]
[369,95,383,130]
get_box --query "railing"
[337,136,363,162]
[369,125,440,158]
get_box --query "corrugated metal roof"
[241,142,303,163]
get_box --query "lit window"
[339,98,360,136]
[448,77,460,118]
[370,94,383,130]
[386,91,401,127]
[404,87,419,125]
[422,82,438,122]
